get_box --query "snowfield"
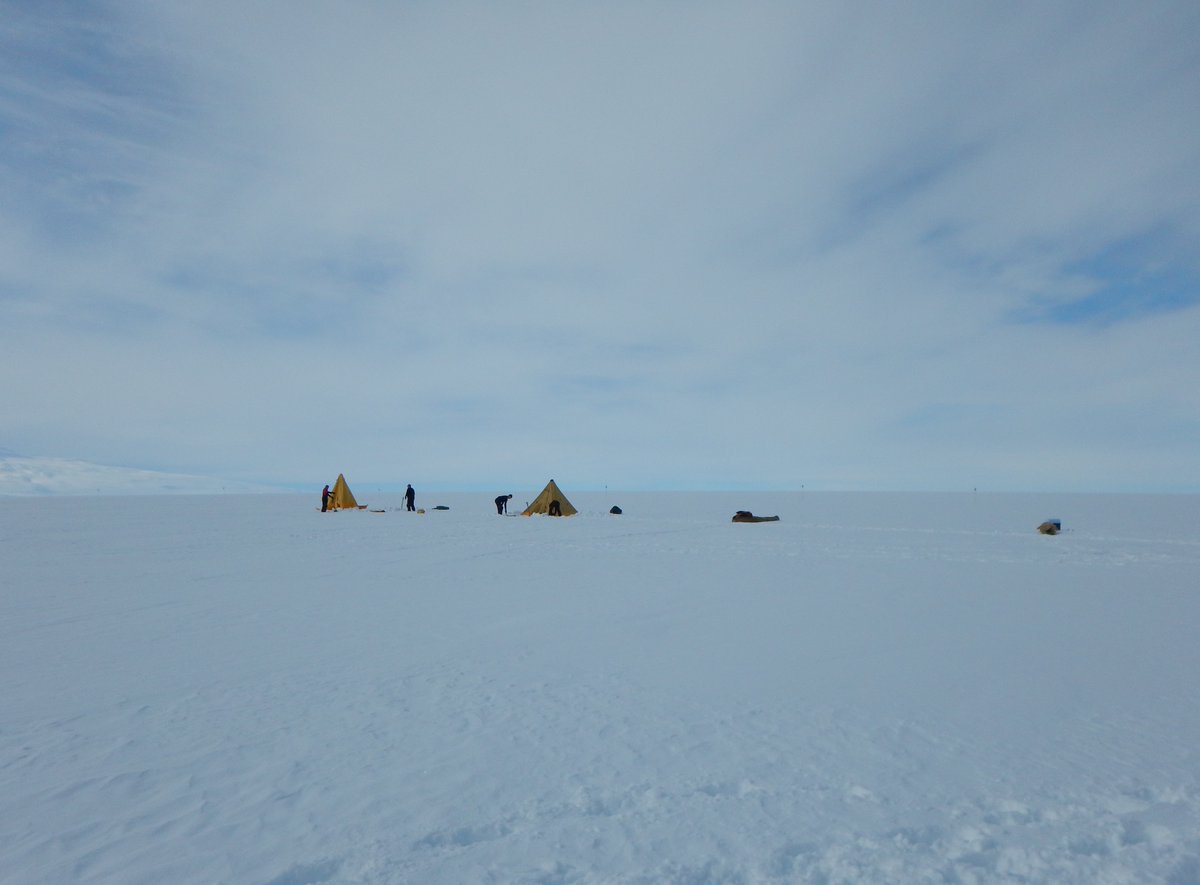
[2,491,1198,884]
[0,452,270,496]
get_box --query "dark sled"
[732,511,780,523]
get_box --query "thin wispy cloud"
[2,0,1197,491]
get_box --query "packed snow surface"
[2,491,1198,884]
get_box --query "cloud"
[1,0,1198,491]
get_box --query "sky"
[2,0,1198,493]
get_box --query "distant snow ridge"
[0,452,266,496]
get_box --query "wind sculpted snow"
[2,492,1198,883]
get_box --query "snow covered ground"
[0,452,270,496]
[2,490,1198,884]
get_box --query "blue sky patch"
[1014,235,1199,326]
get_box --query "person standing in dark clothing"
[321,484,331,512]
[405,484,416,511]
[495,494,513,514]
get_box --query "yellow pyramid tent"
[328,473,364,510]
[521,479,577,516]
